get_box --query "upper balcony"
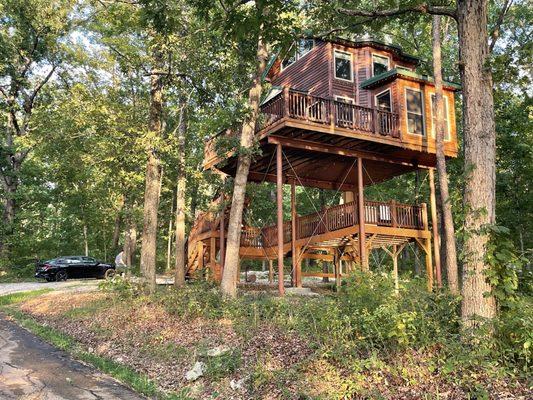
[204,80,458,174]
[205,88,400,169]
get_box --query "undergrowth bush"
[102,270,532,381]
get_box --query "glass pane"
[335,52,352,80]
[406,89,423,114]
[282,53,295,69]
[297,39,314,58]
[376,91,391,111]
[408,114,424,135]
[373,55,389,76]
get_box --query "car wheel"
[55,270,68,281]
[104,269,116,280]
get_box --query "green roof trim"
[262,53,279,81]
[360,68,462,90]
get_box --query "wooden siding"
[268,39,420,111]
[395,78,457,153]
[270,40,330,97]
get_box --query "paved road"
[0,280,99,296]
[0,315,146,399]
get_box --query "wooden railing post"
[328,99,337,130]
[283,87,290,118]
[421,202,428,230]
[372,108,378,134]
[391,200,397,228]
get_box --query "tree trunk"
[83,224,89,256]
[174,102,187,288]
[457,0,497,322]
[139,49,165,294]
[432,15,459,294]
[112,195,125,253]
[220,31,269,298]
[166,188,175,273]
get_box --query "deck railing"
[205,88,401,166]
[240,199,425,248]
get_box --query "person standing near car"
[115,251,128,276]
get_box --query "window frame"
[335,95,354,104]
[374,88,393,112]
[372,53,390,77]
[280,39,315,72]
[333,50,354,82]
[430,93,451,141]
[404,87,426,136]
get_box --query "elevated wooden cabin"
[191,37,460,292]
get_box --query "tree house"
[191,37,460,293]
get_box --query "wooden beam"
[276,143,285,295]
[267,135,424,168]
[248,171,357,191]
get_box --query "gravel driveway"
[0,280,99,296]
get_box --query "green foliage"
[150,275,532,382]
[98,275,145,299]
[485,225,530,308]
[0,289,53,306]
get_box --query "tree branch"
[489,0,513,53]
[24,64,57,115]
[337,3,457,22]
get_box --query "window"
[431,94,450,140]
[375,89,392,112]
[335,96,354,104]
[334,50,353,81]
[405,88,425,135]
[281,39,315,70]
[373,54,389,76]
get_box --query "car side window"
[82,257,96,263]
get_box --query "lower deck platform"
[187,198,434,291]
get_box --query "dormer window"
[372,54,390,76]
[334,50,353,81]
[281,39,315,70]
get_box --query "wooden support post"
[219,207,225,273]
[334,248,341,290]
[210,236,217,281]
[269,259,274,284]
[428,168,442,288]
[295,246,302,287]
[276,143,285,295]
[197,241,204,271]
[357,158,368,271]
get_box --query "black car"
[35,256,115,282]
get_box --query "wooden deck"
[186,198,431,285]
[204,88,457,173]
